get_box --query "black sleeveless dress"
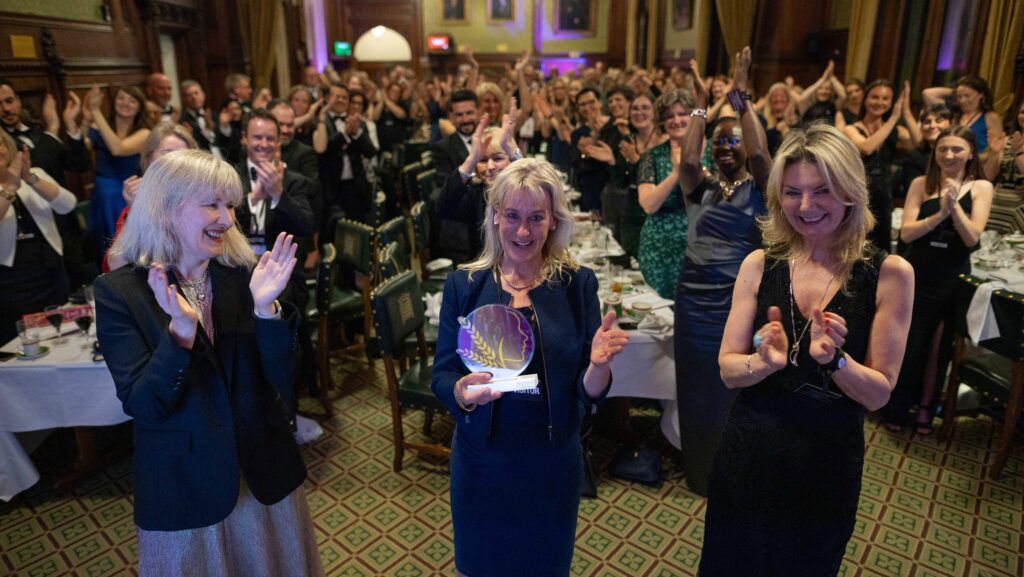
[881,191,977,424]
[699,252,885,577]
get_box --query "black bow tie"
[6,126,31,138]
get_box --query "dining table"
[0,321,128,501]
[571,219,681,449]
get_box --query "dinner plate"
[17,345,50,361]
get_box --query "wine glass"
[44,305,64,343]
[75,315,93,337]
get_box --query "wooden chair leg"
[938,335,965,441]
[317,316,334,417]
[385,358,405,472]
[990,361,1024,479]
[423,407,435,436]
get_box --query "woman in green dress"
[638,89,695,298]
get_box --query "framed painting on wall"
[673,0,692,31]
[488,0,515,23]
[553,0,596,37]
[442,0,469,24]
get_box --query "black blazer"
[6,126,89,188]
[233,162,317,240]
[436,171,486,263]
[430,132,470,188]
[95,263,306,531]
[179,108,234,157]
[281,139,320,187]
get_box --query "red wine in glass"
[75,315,93,337]
[44,308,64,341]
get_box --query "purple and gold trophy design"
[456,304,539,392]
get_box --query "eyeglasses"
[714,136,741,147]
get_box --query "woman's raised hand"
[590,311,630,366]
[148,263,199,345]
[86,85,103,113]
[754,306,789,370]
[249,232,298,316]
[688,58,708,108]
[467,113,491,164]
[809,309,847,365]
[732,47,752,92]
[499,96,519,156]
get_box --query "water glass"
[16,320,42,356]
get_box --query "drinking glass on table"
[75,314,93,339]
[16,319,43,357]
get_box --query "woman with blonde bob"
[97,149,324,577]
[700,124,913,576]
[432,157,629,576]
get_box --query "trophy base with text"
[466,373,539,393]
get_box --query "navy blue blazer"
[95,262,306,531]
[431,267,609,445]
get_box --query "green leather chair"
[371,270,451,472]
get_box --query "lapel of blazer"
[209,262,237,389]
[166,266,229,384]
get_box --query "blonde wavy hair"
[108,149,256,269]
[462,158,578,284]
[475,82,507,119]
[760,123,875,286]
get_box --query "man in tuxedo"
[234,109,315,256]
[0,79,90,287]
[430,89,478,187]
[225,73,254,113]
[146,72,177,123]
[302,66,323,101]
[233,108,319,410]
[178,79,230,159]
[313,83,378,226]
[269,99,319,186]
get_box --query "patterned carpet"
[1,357,1022,577]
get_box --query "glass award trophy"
[456,304,539,393]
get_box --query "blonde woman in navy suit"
[96,149,323,576]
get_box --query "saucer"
[17,345,50,361]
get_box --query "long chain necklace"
[788,259,836,367]
[500,268,543,291]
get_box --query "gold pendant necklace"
[500,268,543,291]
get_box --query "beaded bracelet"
[454,380,477,412]
[727,89,752,114]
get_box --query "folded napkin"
[637,311,673,341]
[424,292,443,326]
[966,281,1003,344]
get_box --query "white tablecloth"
[608,308,679,448]
[0,334,127,501]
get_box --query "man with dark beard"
[430,90,479,188]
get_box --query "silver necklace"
[177,268,210,313]
[788,259,836,367]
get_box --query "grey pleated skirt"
[136,482,324,577]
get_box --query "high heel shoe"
[913,401,936,436]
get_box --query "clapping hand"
[590,311,630,366]
[122,175,142,206]
[753,306,788,370]
[63,91,82,131]
[148,263,199,346]
[249,232,298,316]
[732,47,752,92]
[809,309,847,365]
[42,94,59,134]
[499,97,519,157]
[688,58,708,108]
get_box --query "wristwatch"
[26,173,39,187]
[820,348,847,375]
[690,108,708,119]
[0,185,14,202]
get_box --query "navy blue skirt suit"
[95,262,306,531]
[432,267,607,577]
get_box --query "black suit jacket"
[233,162,317,241]
[281,139,320,188]
[6,126,89,189]
[319,115,377,185]
[179,108,234,157]
[95,263,306,530]
[436,170,486,263]
[430,132,470,188]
